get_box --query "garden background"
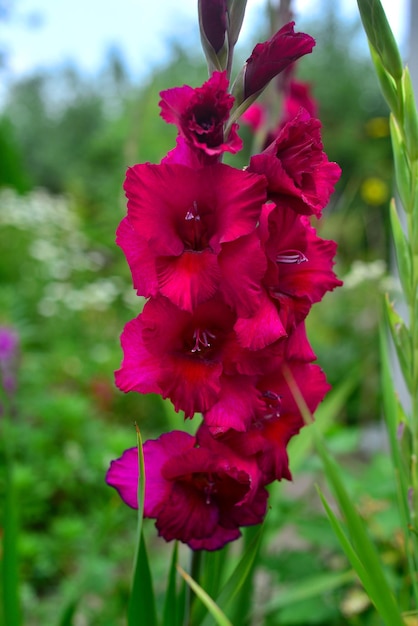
[0,0,411,624]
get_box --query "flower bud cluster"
[107,18,342,551]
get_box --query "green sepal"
[369,44,400,116]
[198,21,229,74]
[227,0,247,47]
[402,67,418,160]
[390,198,412,301]
[356,0,403,81]
[384,294,413,393]
[390,114,412,213]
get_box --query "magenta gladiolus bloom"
[159,71,242,161]
[120,162,267,314]
[244,22,315,99]
[212,362,330,482]
[115,295,237,417]
[106,430,268,550]
[249,109,341,217]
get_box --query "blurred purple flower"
[0,326,19,395]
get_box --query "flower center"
[192,472,218,504]
[262,390,282,419]
[190,328,216,354]
[183,201,210,251]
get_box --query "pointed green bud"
[390,114,412,212]
[357,0,403,80]
[369,44,400,116]
[402,67,418,160]
[227,0,247,47]
[389,198,412,301]
[384,295,412,393]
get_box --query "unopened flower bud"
[243,22,315,100]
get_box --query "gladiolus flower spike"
[107,7,341,551]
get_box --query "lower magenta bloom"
[106,430,268,550]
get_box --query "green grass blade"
[264,569,355,614]
[192,545,230,625]
[288,372,358,473]
[283,366,405,625]
[315,443,406,625]
[128,532,158,626]
[127,427,158,626]
[200,523,264,626]
[177,565,233,626]
[1,440,21,626]
[162,542,179,626]
[57,599,78,626]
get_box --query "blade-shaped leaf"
[177,565,233,626]
[200,523,264,626]
[127,428,158,626]
[162,542,179,626]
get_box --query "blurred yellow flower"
[360,176,390,205]
[365,116,390,138]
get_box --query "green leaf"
[127,428,158,626]
[177,565,233,626]
[315,441,405,625]
[162,542,179,626]
[384,295,413,392]
[287,372,358,473]
[200,524,264,626]
[264,569,355,614]
[1,433,22,626]
[317,488,405,625]
[57,599,79,626]
[390,114,413,213]
[128,532,158,626]
[357,0,403,80]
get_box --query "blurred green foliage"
[0,2,399,624]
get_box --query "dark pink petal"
[159,83,195,126]
[244,22,315,99]
[234,288,287,350]
[240,103,267,132]
[156,250,221,312]
[139,296,234,417]
[188,527,241,551]
[106,447,139,509]
[114,316,162,395]
[116,217,158,297]
[218,234,267,317]
[125,162,266,256]
[203,375,263,434]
